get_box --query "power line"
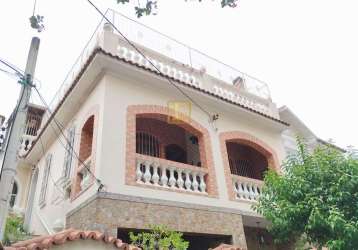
[33,86,104,191]
[86,0,214,120]
[0,85,26,181]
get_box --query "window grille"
[25,113,42,136]
[136,132,160,157]
[62,126,76,179]
[39,154,52,205]
[229,158,255,179]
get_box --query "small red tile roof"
[3,228,139,250]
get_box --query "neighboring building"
[3,10,344,250]
[280,106,345,155]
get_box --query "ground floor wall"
[66,193,248,249]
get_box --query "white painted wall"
[27,78,106,235]
[24,54,287,235]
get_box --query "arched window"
[226,142,268,180]
[79,116,94,162]
[136,132,160,157]
[165,144,187,163]
[9,181,18,208]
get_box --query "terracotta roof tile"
[4,228,139,250]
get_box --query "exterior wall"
[67,195,248,249]
[22,59,286,237]
[98,73,285,214]
[51,240,124,250]
[12,166,32,213]
[27,77,106,235]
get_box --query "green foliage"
[129,225,189,250]
[116,0,238,18]
[29,15,45,32]
[254,140,358,250]
[3,214,28,246]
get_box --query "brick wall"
[126,105,218,197]
[67,195,248,249]
[219,131,280,201]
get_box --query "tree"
[254,141,358,250]
[116,0,239,18]
[129,224,189,250]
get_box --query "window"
[9,181,18,208]
[39,154,52,206]
[62,126,76,179]
[136,132,160,157]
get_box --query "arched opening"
[165,144,187,163]
[226,141,268,180]
[9,181,18,208]
[136,114,201,166]
[79,116,94,163]
[74,115,95,196]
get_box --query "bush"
[129,225,189,250]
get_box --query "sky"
[0,0,357,149]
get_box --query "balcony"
[19,105,45,156]
[48,9,280,124]
[135,154,208,194]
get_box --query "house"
[2,9,343,250]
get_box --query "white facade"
[6,10,342,249]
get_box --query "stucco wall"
[25,60,286,236]
[27,78,106,235]
[98,72,285,213]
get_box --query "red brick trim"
[219,131,280,200]
[71,105,100,201]
[126,105,218,197]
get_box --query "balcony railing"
[47,9,277,124]
[19,134,36,156]
[135,154,208,194]
[232,175,263,202]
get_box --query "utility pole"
[0,37,40,241]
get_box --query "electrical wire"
[0,86,27,181]
[33,86,104,190]
[86,0,213,120]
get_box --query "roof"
[25,47,288,158]
[3,228,138,250]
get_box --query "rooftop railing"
[49,9,272,114]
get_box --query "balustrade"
[232,175,263,201]
[135,154,208,194]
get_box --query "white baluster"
[143,161,152,184]
[160,166,168,187]
[243,182,250,200]
[168,167,176,188]
[136,160,143,183]
[199,173,206,193]
[233,181,238,198]
[248,183,255,200]
[192,172,199,192]
[177,169,184,189]
[184,170,192,191]
[152,163,160,185]
[238,182,245,199]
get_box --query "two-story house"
[4,9,342,250]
